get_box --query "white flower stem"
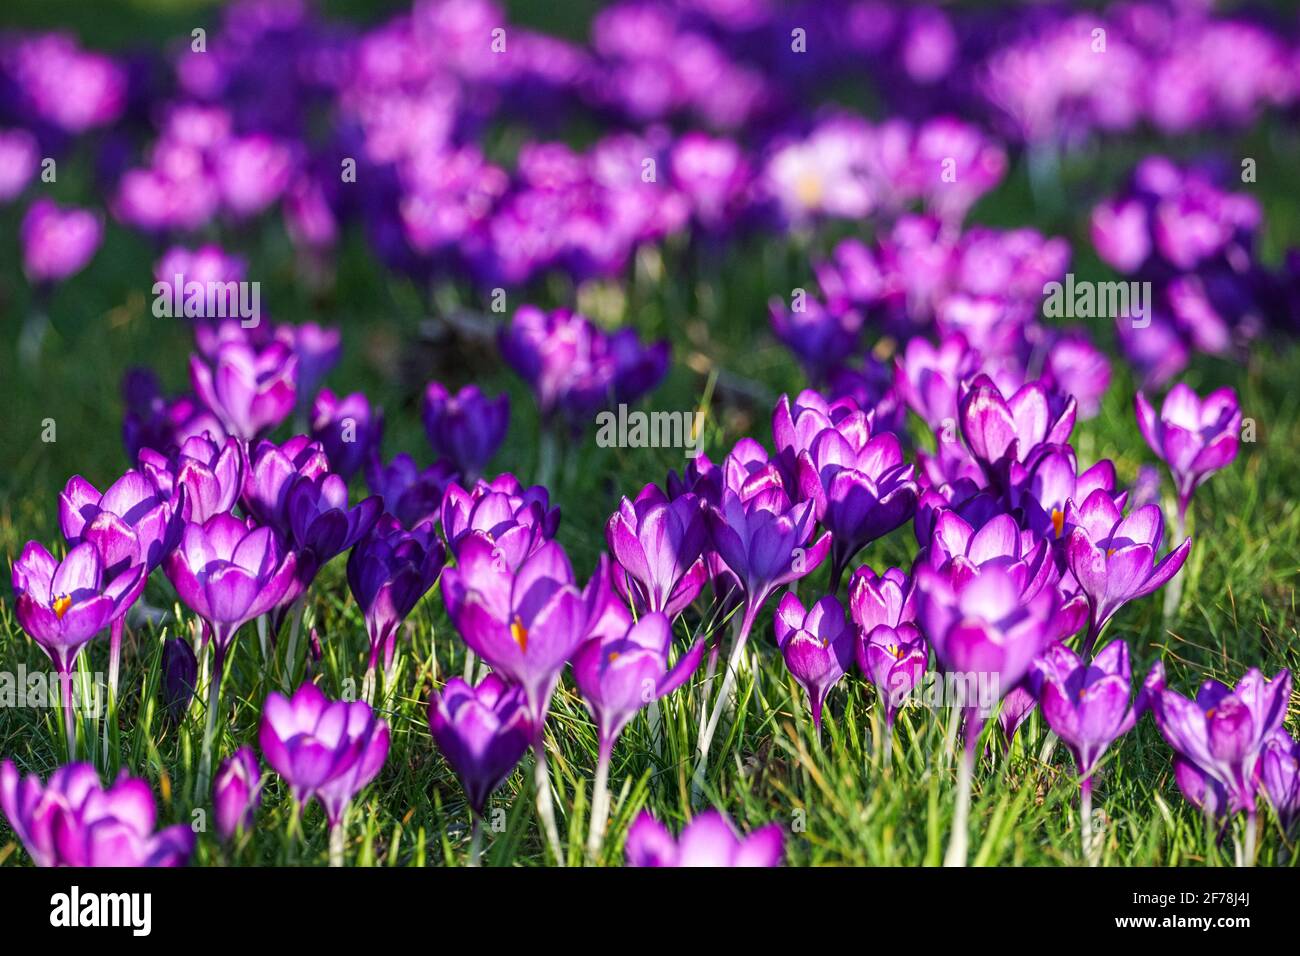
[533,737,564,865]
[469,816,484,868]
[943,745,973,867]
[586,744,612,864]
[694,604,757,796]
[329,821,345,867]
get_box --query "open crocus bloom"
[1146,663,1291,819]
[1064,489,1191,640]
[259,683,390,826]
[139,433,243,524]
[11,540,144,672]
[163,512,297,648]
[441,536,587,723]
[190,338,298,441]
[958,374,1076,488]
[572,611,704,751]
[1135,383,1240,515]
[624,809,783,867]
[60,468,184,572]
[0,761,193,867]
[441,473,559,568]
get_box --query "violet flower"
[774,592,852,732]
[138,433,244,525]
[441,474,560,568]
[214,746,262,842]
[573,611,704,858]
[11,541,143,754]
[429,673,531,859]
[1146,662,1291,862]
[367,453,456,530]
[161,637,198,725]
[850,565,926,738]
[0,761,193,867]
[242,436,329,534]
[20,199,103,283]
[311,389,380,482]
[625,809,783,867]
[1262,730,1300,832]
[958,374,1076,491]
[190,338,298,441]
[1135,383,1241,524]
[1064,490,1191,652]
[605,484,707,618]
[346,515,445,699]
[163,513,297,788]
[1037,640,1139,861]
[423,382,509,483]
[260,683,390,865]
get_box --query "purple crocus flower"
[284,474,383,581]
[1135,383,1241,522]
[850,565,926,733]
[768,296,864,385]
[139,433,244,525]
[958,374,1076,490]
[20,199,103,283]
[11,541,144,752]
[573,610,704,858]
[498,306,668,427]
[423,382,509,483]
[346,516,446,694]
[441,474,560,568]
[0,128,39,203]
[213,746,262,841]
[190,338,298,441]
[311,389,380,482]
[121,367,228,460]
[893,333,977,432]
[242,436,330,534]
[60,469,184,572]
[260,683,390,861]
[279,322,341,413]
[1064,490,1191,652]
[1146,663,1291,835]
[773,592,852,731]
[164,512,297,783]
[442,536,586,724]
[367,453,456,531]
[1038,641,1139,785]
[1011,443,1120,544]
[624,809,783,867]
[1262,730,1300,831]
[0,761,194,867]
[605,484,707,618]
[997,685,1038,744]
[429,674,531,820]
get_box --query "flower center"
[795,173,824,207]
[510,615,528,653]
[1051,508,1064,538]
[608,651,621,663]
[52,594,72,619]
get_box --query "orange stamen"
[510,615,528,653]
[52,594,72,619]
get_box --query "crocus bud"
[214,746,261,840]
[161,638,198,723]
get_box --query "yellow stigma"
[795,173,824,208]
[52,594,72,619]
[1051,508,1065,539]
[510,615,528,653]
[608,651,621,663]
[1106,547,1116,558]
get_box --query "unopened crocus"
[311,389,380,481]
[1135,383,1241,523]
[280,322,341,413]
[214,746,262,841]
[1146,663,1291,863]
[441,474,560,568]
[1065,489,1191,652]
[423,382,509,483]
[429,674,531,865]
[190,338,298,441]
[849,566,926,737]
[260,683,390,865]
[346,516,445,698]
[1038,641,1139,861]
[121,367,228,460]
[0,761,193,867]
[139,433,244,525]
[605,484,707,617]
[573,611,704,858]
[768,295,864,385]
[281,472,382,616]
[774,593,852,732]
[20,199,103,283]
[916,564,1059,866]
[164,513,297,787]
[624,809,783,867]
[441,536,589,862]
[1262,730,1300,832]
[161,637,198,725]
[11,541,143,753]
[367,453,457,530]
